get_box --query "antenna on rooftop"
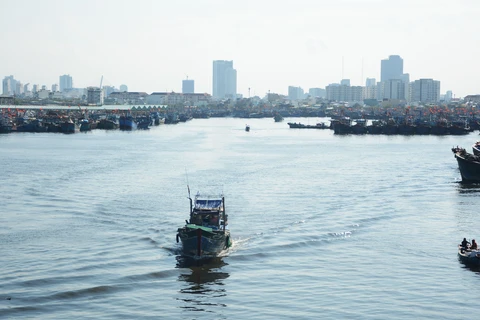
[342,56,344,80]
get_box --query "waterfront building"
[119,84,128,92]
[109,91,147,105]
[288,86,304,101]
[411,79,440,103]
[308,88,326,98]
[182,79,194,94]
[146,92,211,106]
[87,87,104,105]
[103,85,116,98]
[326,83,363,103]
[59,74,73,92]
[37,89,51,99]
[52,84,58,92]
[212,60,237,100]
[381,55,403,82]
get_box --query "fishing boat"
[245,124,250,132]
[452,146,480,183]
[287,122,329,129]
[176,192,231,258]
[458,245,480,266]
[119,115,137,130]
[274,114,284,122]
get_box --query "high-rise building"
[119,84,128,92]
[340,79,351,86]
[2,76,17,95]
[52,84,58,92]
[212,60,237,99]
[288,86,304,100]
[182,79,194,94]
[381,55,403,82]
[59,74,73,92]
[411,79,440,103]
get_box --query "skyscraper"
[2,76,17,95]
[59,74,73,92]
[380,55,403,82]
[182,79,194,94]
[212,60,237,99]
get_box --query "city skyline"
[0,0,478,97]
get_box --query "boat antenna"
[185,168,191,198]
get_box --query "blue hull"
[177,226,230,258]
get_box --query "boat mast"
[222,196,226,233]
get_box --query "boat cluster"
[331,118,473,135]
[0,109,193,134]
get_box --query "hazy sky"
[1,0,479,97]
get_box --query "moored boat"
[119,115,137,130]
[452,146,480,183]
[288,122,329,129]
[176,192,231,258]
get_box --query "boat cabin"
[189,195,227,230]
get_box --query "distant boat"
[452,146,480,183]
[288,122,329,129]
[274,114,284,122]
[245,125,250,132]
[119,115,137,130]
[176,192,231,258]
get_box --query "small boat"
[288,122,329,129]
[274,114,284,122]
[245,125,250,132]
[452,146,480,183]
[176,192,231,258]
[458,245,480,266]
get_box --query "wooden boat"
[458,245,480,266]
[176,192,231,258]
[452,147,480,183]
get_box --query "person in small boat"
[471,239,478,250]
[461,238,470,249]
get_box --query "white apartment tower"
[212,60,237,100]
[59,74,73,92]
